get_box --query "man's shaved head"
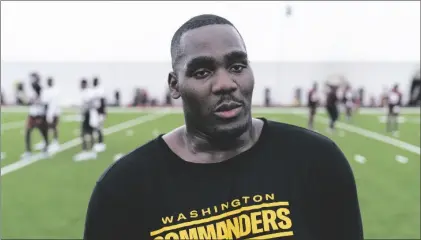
[170,14,244,70]
[167,14,253,139]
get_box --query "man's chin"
[211,118,250,140]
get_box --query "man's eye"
[193,70,211,79]
[230,64,246,73]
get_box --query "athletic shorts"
[27,115,47,129]
[388,104,400,115]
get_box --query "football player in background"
[307,82,319,130]
[15,82,28,105]
[22,72,49,159]
[35,77,61,152]
[342,84,354,122]
[326,83,340,134]
[73,79,97,161]
[387,84,402,137]
[91,77,106,152]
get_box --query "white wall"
[1,1,420,106]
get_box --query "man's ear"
[168,72,181,99]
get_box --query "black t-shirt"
[84,118,363,240]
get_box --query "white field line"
[1,120,25,131]
[1,111,169,176]
[395,155,409,164]
[354,154,367,164]
[113,153,125,162]
[378,116,421,124]
[313,116,420,156]
[1,114,82,132]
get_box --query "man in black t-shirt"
[84,14,363,240]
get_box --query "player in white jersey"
[22,73,49,159]
[341,85,355,122]
[387,84,402,136]
[91,77,107,152]
[73,79,97,161]
[35,77,61,151]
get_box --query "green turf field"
[1,107,420,239]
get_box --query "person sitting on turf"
[84,14,363,240]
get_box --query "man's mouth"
[214,101,243,119]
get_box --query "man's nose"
[211,69,237,95]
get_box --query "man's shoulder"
[265,119,349,170]
[96,137,165,190]
[266,119,333,146]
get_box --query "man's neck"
[183,118,256,154]
[162,118,265,164]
